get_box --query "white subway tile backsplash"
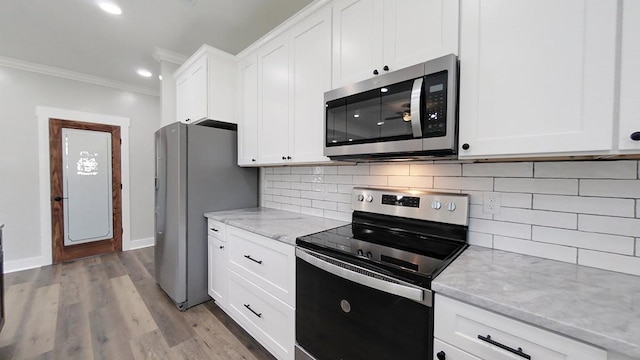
[300,206,323,217]
[494,208,577,229]
[291,182,312,191]
[300,190,323,200]
[281,189,301,198]
[411,163,461,176]
[353,175,387,186]
[290,166,314,174]
[262,159,640,274]
[500,192,532,208]
[280,204,301,213]
[434,177,493,191]
[578,215,640,237]
[463,162,533,177]
[337,165,370,175]
[387,176,433,188]
[273,167,292,174]
[469,204,492,220]
[532,226,635,255]
[324,175,353,184]
[494,236,577,263]
[495,178,578,195]
[290,197,312,207]
[534,195,636,217]
[578,249,640,276]
[324,210,351,222]
[468,232,493,247]
[272,196,291,204]
[535,161,637,179]
[312,200,337,211]
[272,181,291,189]
[579,179,640,198]
[469,218,531,239]
[370,164,410,176]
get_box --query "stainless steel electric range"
[295,187,469,360]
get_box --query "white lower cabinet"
[227,270,295,360]
[207,235,227,309]
[206,222,296,360]
[434,294,606,360]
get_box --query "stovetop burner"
[296,187,470,289]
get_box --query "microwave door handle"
[410,77,423,138]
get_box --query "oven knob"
[431,201,442,210]
[446,202,456,211]
[436,351,446,360]
[357,249,364,256]
[365,195,373,202]
[357,194,364,202]
[366,251,373,259]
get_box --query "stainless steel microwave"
[324,54,458,161]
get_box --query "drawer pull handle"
[244,255,263,264]
[244,304,262,318]
[210,227,219,232]
[477,334,531,360]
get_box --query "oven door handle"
[410,77,423,138]
[296,248,432,307]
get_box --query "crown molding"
[152,47,188,65]
[0,55,159,97]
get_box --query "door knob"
[53,196,64,202]
[630,132,640,141]
[436,351,446,360]
[373,69,379,75]
[383,65,389,71]
[461,143,470,150]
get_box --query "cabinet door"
[289,7,332,164]
[258,37,290,164]
[238,54,259,166]
[619,0,640,151]
[332,0,383,88]
[189,55,208,123]
[458,0,617,158]
[176,74,190,123]
[208,236,227,309]
[382,0,459,71]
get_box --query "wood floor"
[0,247,276,360]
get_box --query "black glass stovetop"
[296,211,468,289]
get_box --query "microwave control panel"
[423,70,448,138]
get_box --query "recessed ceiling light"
[137,69,153,78]
[98,2,122,15]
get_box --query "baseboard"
[4,255,46,274]
[125,237,154,251]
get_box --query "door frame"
[37,106,132,267]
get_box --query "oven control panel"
[352,187,469,226]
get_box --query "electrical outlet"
[483,192,501,214]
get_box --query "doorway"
[49,118,122,263]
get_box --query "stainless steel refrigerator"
[154,121,258,310]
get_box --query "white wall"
[261,160,640,277]
[159,61,179,128]
[0,66,159,269]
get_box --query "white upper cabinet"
[289,7,332,164]
[332,0,459,88]
[237,53,259,166]
[258,37,291,164]
[619,0,640,152]
[457,0,618,159]
[174,45,237,124]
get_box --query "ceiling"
[0,0,313,94]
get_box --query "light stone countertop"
[433,246,640,359]
[203,207,348,245]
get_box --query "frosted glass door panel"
[62,128,113,246]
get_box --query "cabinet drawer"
[227,270,294,360]
[227,226,295,306]
[434,295,606,360]
[433,339,481,360]
[207,219,226,240]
